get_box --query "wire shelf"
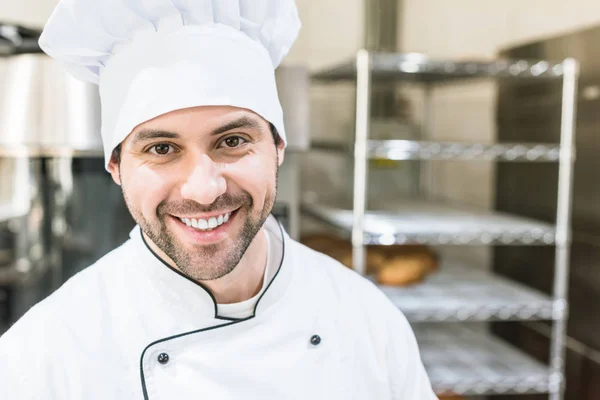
[379,262,557,322]
[313,52,566,83]
[415,323,556,395]
[311,140,563,162]
[302,201,556,245]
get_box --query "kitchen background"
[2,1,600,399]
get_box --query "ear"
[108,158,122,186]
[276,141,285,166]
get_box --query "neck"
[143,229,269,304]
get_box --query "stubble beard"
[121,170,278,282]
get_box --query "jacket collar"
[128,215,293,321]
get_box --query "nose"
[180,154,227,205]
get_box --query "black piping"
[140,231,220,318]
[139,218,287,400]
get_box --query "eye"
[149,143,174,156]
[221,136,247,149]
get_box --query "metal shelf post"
[352,49,372,275]
[549,58,579,400]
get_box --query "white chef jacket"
[0,215,436,399]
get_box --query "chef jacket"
[0,215,436,399]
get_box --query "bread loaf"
[300,234,439,286]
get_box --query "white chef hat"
[39,0,301,169]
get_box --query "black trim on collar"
[139,217,287,400]
[140,231,220,318]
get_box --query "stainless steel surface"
[38,58,102,150]
[379,261,555,322]
[0,158,35,222]
[313,53,566,82]
[0,55,102,150]
[351,50,371,275]
[302,200,556,245]
[0,55,43,147]
[548,58,579,400]
[416,323,554,395]
[311,139,563,161]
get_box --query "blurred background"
[2,1,600,399]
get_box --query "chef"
[0,0,436,399]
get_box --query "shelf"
[311,139,563,162]
[415,323,555,396]
[301,201,556,245]
[313,52,566,83]
[379,262,556,322]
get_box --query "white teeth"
[179,211,233,231]
[208,217,218,229]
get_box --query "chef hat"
[39,0,301,169]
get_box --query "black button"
[310,335,321,346]
[157,353,170,364]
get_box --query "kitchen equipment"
[306,51,576,398]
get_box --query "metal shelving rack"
[305,50,579,399]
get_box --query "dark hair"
[110,123,281,166]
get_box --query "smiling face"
[108,106,284,281]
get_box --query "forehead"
[128,106,269,141]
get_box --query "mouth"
[169,208,240,245]
[177,210,235,232]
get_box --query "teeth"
[179,212,232,231]
[208,217,217,229]
[198,219,208,229]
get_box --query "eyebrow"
[131,129,180,145]
[211,116,264,136]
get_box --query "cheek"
[121,163,173,217]
[223,155,277,202]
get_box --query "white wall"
[0,0,57,27]
[403,0,600,59]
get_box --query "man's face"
[108,106,284,281]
